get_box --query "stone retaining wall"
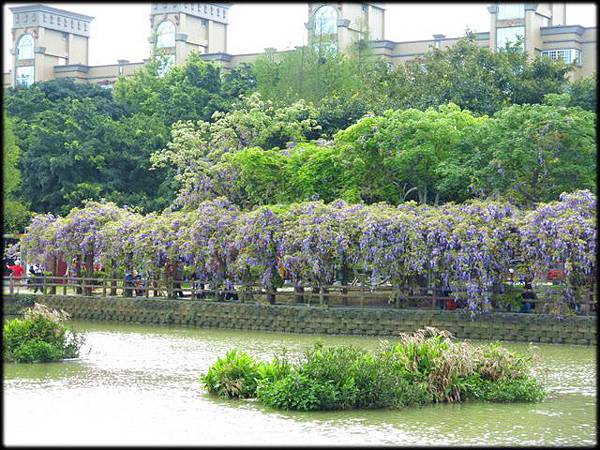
[4,295,596,345]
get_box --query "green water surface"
[3,320,597,446]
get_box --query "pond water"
[3,320,597,446]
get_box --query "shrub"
[257,372,337,411]
[202,328,545,410]
[200,349,262,398]
[462,374,545,402]
[3,303,85,363]
[12,340,64,363]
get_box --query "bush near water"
[200,327,545,411]
[3,304,85,363]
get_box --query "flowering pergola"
[20,190,596,314]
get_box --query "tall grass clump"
[3,303,85,363]
[200,327,545,411]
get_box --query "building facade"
[3,2,596,90]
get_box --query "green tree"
[334,103,486,204]
[152,93,321,208]
[567,74,597,111]
[471,103,596,204]
[7,90,173,215]
[113,52,232,127]
[3,111,30,232]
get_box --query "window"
[541,48,582,65]
[157,54,176,77]
[16,34,34,60]
[156,20,175,48]
[313,5,337,36]
[16,66,34,87]
[496,26,524,50]
[497,3,524,20]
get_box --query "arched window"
[16,33,34,60]
[156,20,175,48]
[312,5,338,56]
[313,5,337,36]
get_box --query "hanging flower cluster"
[519,190,597,304]
[19,191,596,313]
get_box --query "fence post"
[167,278,174,299]
[360,284,365,308]
[110,260,117,296]
[49,257,57,295]
[153,273,159,297]
[9,276,14,295]
[294,284,304,304]
[102,277,107,297]
[63,276,67,296]
[267,288,276,305]
[42,275,47,295]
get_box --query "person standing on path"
[7,260,25,294]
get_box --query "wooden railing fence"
[2,275,596,315]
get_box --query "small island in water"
[4,303,85,363]
[201,327,545,411]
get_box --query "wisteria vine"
[19,191,596,314]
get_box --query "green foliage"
[11,340,64,363]
[203,328,544,411]
[200,349,262,398]
[471,102,596,205]
[156,95,594,210]
[335,103,487,204]
[3,304,85,363]
[152,93,321,208]
[3,111,31,232]
[5,78,174,215]
[113,53,232,127]
[566,74,597,112]
[463,374,545,403]
[252,36,573,121]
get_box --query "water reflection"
[3,320,596,446]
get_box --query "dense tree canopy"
[159,101,595,209]
[3,55,250,218]
[3,111,30,232]
[3,38,596,228]
[470,101,596,205]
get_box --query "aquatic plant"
[3,303,85,363]
[201,328,545,411]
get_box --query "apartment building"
[4,3,596,90]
